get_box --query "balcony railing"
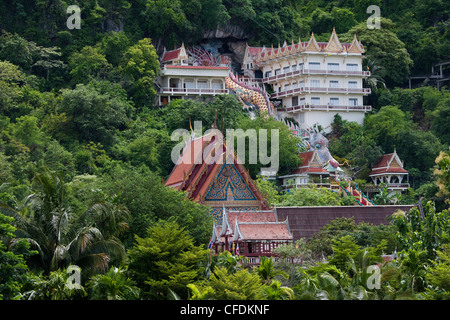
[279,104,372,112]
[271,86,371,99]
[383,183,410,189]
[263,69,371,83]
[158,87,229,95]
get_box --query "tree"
[429,97,450,146]
[344,19,413,87]
[187,266,264,300]
[373,183,397,205]
[236,114,301,177]
[158,94,246,133]
[127,219,209,299]
[99,165,212,247]
[0,60,27,118]
[99,31,132,66]
[0,169,129,276]
[86,266,140,300]
[435,147,450,203]
[256,256,288,284]
[119,38,159,108]
[425,245,450,299]
[278,185,343,207]
[364,105,411,152]
[0,212,36,300]
[59,82,132,146]
[68,46,111,85]
[392,202,450,261]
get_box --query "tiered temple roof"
[165,130,269,222]
[369,150,409,176]
[291,150,329,175]
[211,207,293,247]
[245,29,365,67]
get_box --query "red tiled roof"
[165,135,212,189]
[165,133,269,210]
[369,152,409,176]
[224,211,277,236]
[290,151,329,175]
[372,153,392,169]
[161,48,181,62]
[370,167,409,175]
[165,65,229,70]
[236,222,292,240]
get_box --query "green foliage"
[127,219,209,299]
[344,19,414,87]
[59,82,132,146]
[68,46,111,85]
[118,38,159,108]
[188,266,264,300]
[236,114,301,177]
[0,168,129,276]
[0,0,448,301]
[393,202,449,261]
[86,266,140,300]
[435,147,450,202]
[278,185,343,207]
[0,212,36,300]
[99,165,212,247]
[425,245,450,299]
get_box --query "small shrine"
[369,150,410,193]
[210,207,293,265]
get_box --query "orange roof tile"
[235,221,292,241]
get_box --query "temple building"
[278,150,332,190]
[210,207,293,265]
[369,150,410,193]
[242,29,371,131]
[155,43,230,106]
[164,129,269,223]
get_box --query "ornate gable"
[325,28,343,53]
[205,164,257,202]
[347,34,365,54]
[304,33,321,52]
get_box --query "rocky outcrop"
[202,23,249,40]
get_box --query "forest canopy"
[0,0,449,302]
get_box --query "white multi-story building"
[242,29,372,131]
[155,43,230,106]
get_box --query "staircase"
[339,182,375,206]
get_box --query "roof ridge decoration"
[304,32,321,52]
[325,27,343,53]
[347,34,365,54]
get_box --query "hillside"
[0,0,449,302]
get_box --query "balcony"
[158,87,229,95]
[384,183,410,190]
[263,69,371,83]
[280,104,372,112]
[271,86,371,99]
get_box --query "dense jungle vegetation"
[0,0,449,301]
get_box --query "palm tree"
[260,280,295,300]
[86,266,140,300]
[374,183,397,205]
[256,256,289,284]
[0,168,129,276]
[364,58,387,93]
